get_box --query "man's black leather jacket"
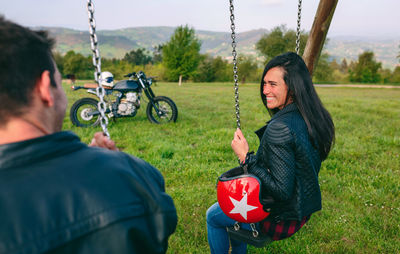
[246,103,322,222]
[0,131,177,254]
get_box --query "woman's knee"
[206,202,221,224]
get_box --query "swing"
[221,0,303,247]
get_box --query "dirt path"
[315,84,400,89]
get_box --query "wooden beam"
[303,0,338,75]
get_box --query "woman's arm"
[247,122,296,201]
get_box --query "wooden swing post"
[302,0,338,75]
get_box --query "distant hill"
[325,36,399,69]
[42,26,400,69]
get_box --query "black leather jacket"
[0,132,177,254]
[246,103,322,222]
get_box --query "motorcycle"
[70,71,178,127]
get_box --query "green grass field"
[63,81,400,253]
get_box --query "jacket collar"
[255,103,298,140]
[269,103,298,122]
[0,131,85,170]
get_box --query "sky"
[1,0,400,38]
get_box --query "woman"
[206,52,335,254]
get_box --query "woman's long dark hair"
[260,52,335,161]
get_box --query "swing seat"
[227,226,272,248]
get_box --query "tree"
[379,68,392,84]
[63,51,92,79]
[162,25,201,81]
[398,44,400,62]
[256,25,308,62]
[53,52,64,76]
[390,66,400,83]
[339,58,348,73]
[152,44,163,64]
[329,59,340,71]
[123,48,152,66]
[313,53,333,83]
[101,58,135,80]
[212,56,231,82]
[194,55,216,82]
[194,55,231,82]
[328,58,350,83]
[349,51,382,83]
[237,55,258,83]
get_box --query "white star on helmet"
[229,192,258,220]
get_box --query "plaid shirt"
[262,215,311,241]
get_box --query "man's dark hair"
[260,52,335,161]
[0,16,56,123]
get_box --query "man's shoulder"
[79,145,163,179]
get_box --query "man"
[0,16,177,254]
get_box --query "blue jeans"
[206,202,252,254]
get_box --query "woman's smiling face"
[263,67,290,110]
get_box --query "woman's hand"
[89,132,119,151]
[231,128,249,163]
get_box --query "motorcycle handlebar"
[123,71,149,81]
[137,71,146,79]
[124,72,136,78]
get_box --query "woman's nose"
[263,84,269,94]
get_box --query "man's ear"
[36,70,54,107]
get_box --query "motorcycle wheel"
[146,96,178,124]
[70,97,101,127]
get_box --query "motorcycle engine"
[117,92,139,116]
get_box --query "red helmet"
[217,166,270,223]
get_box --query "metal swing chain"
[87,0,110,137]
[233,222,260,238]
[229,0,241,129]
[250,223,259,238]
[295,0,303,55]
